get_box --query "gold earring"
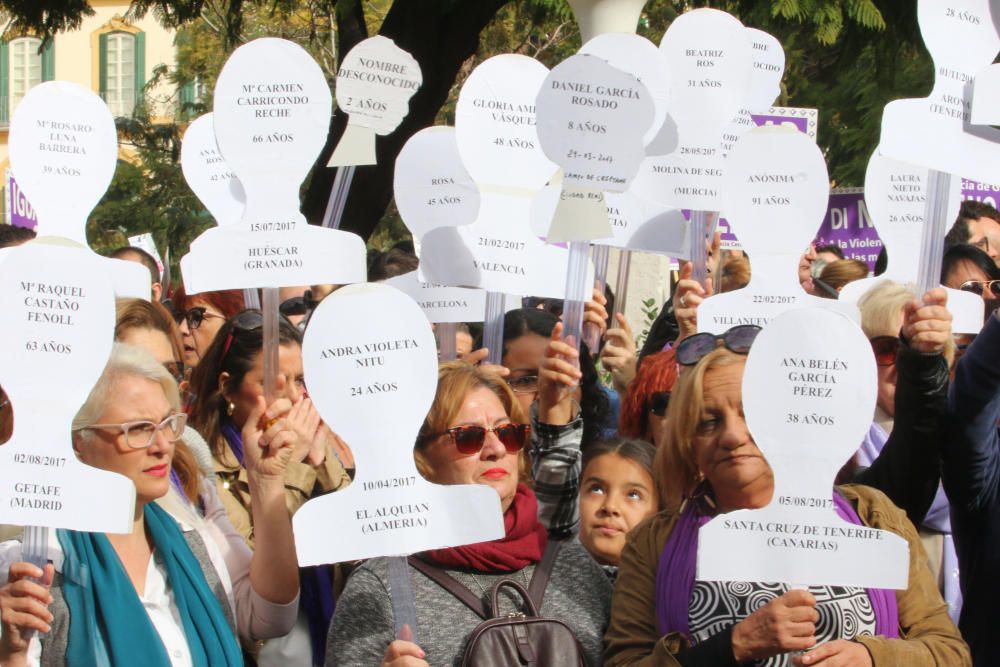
[226,401,235,416]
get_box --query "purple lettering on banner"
[749,112,809,135]
[5,170,38,230]
[961,179,1000,208]
[812,188,881,270]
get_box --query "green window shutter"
[0,41,8,124]
[134,31,146,103]
[41,39,54,81]
[98,32,108,99]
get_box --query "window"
[10,37,42,113]
[104,32,136,117]
[2,36,52,122]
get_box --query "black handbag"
[408,541,587,666]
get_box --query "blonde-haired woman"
[327,362,611,667]
[0,344,300,666]
[605,335,968,665]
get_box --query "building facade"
[1,0,180,225]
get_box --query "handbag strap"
[407,556,489,618]
[527,539,561,611]
[408,540,563,620]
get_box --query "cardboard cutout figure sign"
[181,38,365,292]
[880,0,1000,186]
[698,307,909,589]
[0,242,135,533]
[419,55,589,300]
[7,82,149,298]
[697,127,856,333]
[180,113,247,228]
[293,283,505,564]
[328,36,423,167]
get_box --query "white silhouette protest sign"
[293,283,505,564]
[180,113,246,227]
[880,0,1000,186]
[328,36,423,167]
[0,242,135,533]
[698,126,856,333]
[181,38,365,292]
[699,307,909,589]
[7,82,149,298]
[419,55,588,300]
[534,54,654,241]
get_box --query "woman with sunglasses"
[605,337,968,666]
[188,311,351,665]
[173,287,245,371]
[327,362,612,667]
[0,344,300,666]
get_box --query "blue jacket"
[943,313,1000,666]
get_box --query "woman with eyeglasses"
[605,335,968,666]
[0,344,300,666]
[115,298,216,501]
[618,349,679,444]
[327,362,612,667]
[173,287,245,371]
[187,310,350,665]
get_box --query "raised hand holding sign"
[293,283,504,564]
[698,308,908,589]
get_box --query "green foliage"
[636,297,661,351]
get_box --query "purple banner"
[5,170,37,230]
[961,179,1000,208]
[812,188,881,270]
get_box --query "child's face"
[578,453,657,566]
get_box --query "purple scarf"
[655,490,899,641]
[221,420,245,467]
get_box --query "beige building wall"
[0,0,178,171]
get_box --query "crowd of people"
[0,199,998,666]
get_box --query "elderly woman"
[173,287,245,371]
[605,311,969,665]
[187,310,350,664]
[0,344,299,666]
[327,362,612,667]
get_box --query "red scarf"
[423,484,548,572]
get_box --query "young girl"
[530,323,659,573]
[577,438,658,575]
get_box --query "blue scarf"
[222,418,334,664]
[56,503,242,667]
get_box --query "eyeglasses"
[507,375,539,395]
[648,391,670,417]
[676,325,762,366]
[959,280,1000,298]
[179,306,225,331]
[82,413,187,449]
[279,294,318,318]
[427,423,531,456]
[163,360,185,384]
[870,336,899,367]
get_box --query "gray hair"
[72,343,180,433]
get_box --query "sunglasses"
[179,306,225,331]
[870,336,899,367]
[648,391,670,417]
[676,325,762,366]
[427,423,531,456]
[220,310,266,360]
[279,294,319,318]
[959,280,1000,298]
